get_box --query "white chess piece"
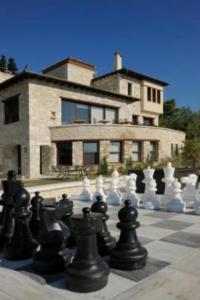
[143,178,160,210]
[167,179,186,213]
[80,176,92,202]
[111,168,119,184]
[107,176,122,206]
[142,166,155,202]
[123,176,140,208]
[181,174,198,207]
[161,162,175,208]
[92,175,107,202]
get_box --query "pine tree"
[7,57,18,74]
[0,55,7,71]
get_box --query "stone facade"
[0,70,13,83]
[0,56,186,178]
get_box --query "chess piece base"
[65,258,109,293]
[110,242,148,270]
[33,249,71,273]
[4,239,38,260]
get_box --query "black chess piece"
[4,184,38,260]
[29,191,44,239]
[65,207,110,293]
[110,199,148,270]
[56,194,76,248]
[33,204,71,273]
[91,195,116,256]
[0,170,21,248]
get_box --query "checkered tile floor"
[1,199,200,300]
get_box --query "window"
[61,99,118,124]
[57,142,72,165]
[109,141,122,163]
[4,95,19,124]
[76,103,89,122]
[171,143,178,157]
[152,89,156,102]
[143,117,154,126]
[157,90,161,103]
[132,141,142,161]
[147,87,151,101]
[91,106,104,124]
[83,142,99,164]
[105,108,117,123]
[132,115,138,125]
[128,82,132,96]
[149,141,158,162]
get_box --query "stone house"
[0,53,185,178]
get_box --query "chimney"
[114,51,122,70]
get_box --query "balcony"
[50,123,185,142]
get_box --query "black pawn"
[110,200,148,270]
[29,191,44,239]
[4,185,38,260]
[91,195,116,256]
[65,207,109,293]
[60,194,76,248]
[0,170,21,248]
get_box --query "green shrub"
[98,156,108,175]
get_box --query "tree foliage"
[0,55,18,74]
[0,55,7,70]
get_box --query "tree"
[181,138,200,168]
[7,57,18,74]
[0,55,7,71]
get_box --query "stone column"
[99,140,110,161]
[51,143,57,167]
[143,141,150,161]
[72,141,83,166]
[124,141,133,162]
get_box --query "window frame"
[57,141,72,166]
[128,82,132,96]
[4,95,20,124]
[83,141,99,165]
[132,141,143,162]
[109,141,123,163]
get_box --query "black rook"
[65,207,109,293]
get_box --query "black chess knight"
[65,207,109,293]
[110,199,148,270]
[91,195,116,256]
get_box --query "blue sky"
[0,0,199,110]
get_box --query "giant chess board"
[1,198,200,300]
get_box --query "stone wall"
[0,70,13,83]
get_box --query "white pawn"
[143,178,160,210]
[161,162,175,208]
[80,176,92,202]
[92,175,107,202]
[181,174,198,208]
[107,176,122,206]
[142,166,155,202]
[167,179,186,213]
[111,168,119,184]
[123,176,140,208]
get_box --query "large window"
[132,141,142,161]
[83,142,99,164]
[149,141,158,162]
[4,95,19,124]
[109,141,122,163]
[62,99,117,124]
[146,87,161,104]
[57,142,72,165]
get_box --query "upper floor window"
[109,141,123,163]
[4,95,19,124]
[132,115,138,125]
[143,117,154,126]
[146,87,161,104]
[62,99,117,125]
[128,82,132,96]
